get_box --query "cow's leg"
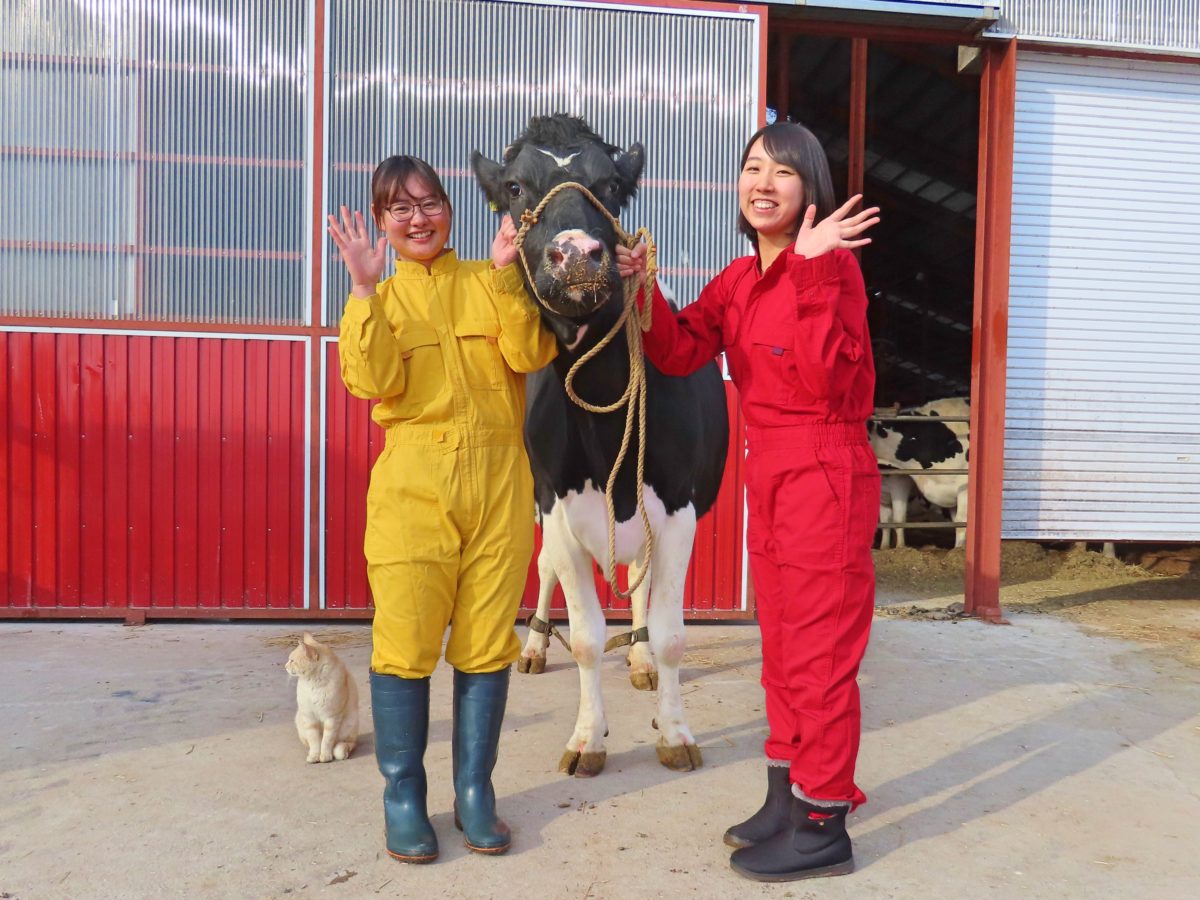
[626,553,657,691]
[544,512,609,777]
[878,478,894,549]
[954,484,968,550]
[518,542,557,674]
[891,476,911,549]
[648,507,703,772]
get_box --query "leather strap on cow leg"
[603,626,650,653]
[525,614,572,653]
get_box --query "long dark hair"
[370,155,452,227]
[736,122,835,249]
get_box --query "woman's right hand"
[327,206,388,297]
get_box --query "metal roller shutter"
[1004,51,1200,540]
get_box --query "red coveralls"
[642,248,880,808]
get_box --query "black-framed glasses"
[384,198,445,222]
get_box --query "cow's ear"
[471,151,507,212]
[613,142,645,208]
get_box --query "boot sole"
[730,857,855,882]
[454,815,511,855]
[385,848,438,864]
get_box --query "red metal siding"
[0,332,308,611]
[321,334,747,617]
[322,339,384,610]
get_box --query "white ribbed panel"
[989,1,1200,54]
[323,0,759,325]
[1,1,308,323]
[1004,51,1200,540]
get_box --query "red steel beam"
[964,39,1016,624]
[308,0,328,615]
[848,38,868,201]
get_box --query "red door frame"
[771,19,1016,621]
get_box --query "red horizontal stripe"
[2,145,301,170]
[331,162,732,191]
[0,239,301,261]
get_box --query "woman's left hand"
[491,215,519,268]
[792,194,881,259]
[616,240,648,285]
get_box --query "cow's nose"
[545,229,605,275]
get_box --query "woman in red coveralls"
[619,121,880,883]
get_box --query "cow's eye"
[506,181,522,199]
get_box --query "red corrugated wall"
[322,340,747,617]
[1,331,308,613]
[0,332,746,619]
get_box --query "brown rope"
[512,182,657,600]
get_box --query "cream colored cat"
[285,632,359,763]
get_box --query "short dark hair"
[370,155,452,226]
[736,122,836,249]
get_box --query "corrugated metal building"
[3,0,1197,623]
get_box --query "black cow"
[473,114,728,776]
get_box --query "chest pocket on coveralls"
[394,324,444,416]
[746,304,800,405]
[453,319,505,390]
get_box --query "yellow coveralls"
[339,251,557,678]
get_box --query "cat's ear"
[302,632,318,647]
[303,643,319,661]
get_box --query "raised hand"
[615,240,648,285]
[792,194,881,260]
[491,214,520,269]
[327,206,388,296]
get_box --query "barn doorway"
[767,27,981,548]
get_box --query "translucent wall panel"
[323,0,759,324]
[991,0,1200,53]
[1,1,308,323]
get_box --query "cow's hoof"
[517,655,546,674]
[558,748,607,777]
[656,740,703,772]
[630,670,658,691]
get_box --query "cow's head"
[472,114,644,328]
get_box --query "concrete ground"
[1,614,1198,900]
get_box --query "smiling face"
[738,137,806,243]
[372,174,452,268]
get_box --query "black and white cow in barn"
[869,397,969,549]
[472,115,728,776]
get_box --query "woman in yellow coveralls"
[329,156,556,863]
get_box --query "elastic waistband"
[746,422,867,450]
[384,425,523,449]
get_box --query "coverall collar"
[394,249,458,279]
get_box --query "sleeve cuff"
[784,250,840,291]
[342,293,381,322]
[492,263,541,322]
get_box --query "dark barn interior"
[767,33,980,410]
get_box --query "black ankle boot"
[724,764,793,848]
[729,795,854,882]
[369,672,438,863]
[452,667,512,854]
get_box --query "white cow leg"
[518,541,556,674]
[891,476,912,549]
[954,486,968,550]
[648,508,702,772]
[626,553,657,691]
[544,510,609,778]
